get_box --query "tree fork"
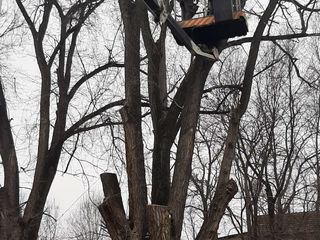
[169,56,215,239]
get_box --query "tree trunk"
[146,205,171,239]
[196,179,238,240]
[98,173,130,240]
[169,56,214,239]
[140,12,169,205]
[118,0,147,238]
[0,188,22,240]
[22,146,63,240]
[196,1,280,238]
[0,80,21,239]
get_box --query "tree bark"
[118,0,147,238]
[0,80,21,239]
[196,179,238,240]
[196,108,240,239]
[0,187,21,240]
[98,173,130,240]
[140,9,169,205]
[146,205,171,239]
[120,107,147,239]
[168,56,215,239]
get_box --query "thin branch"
[253,55,285,77]
[203,84,242,94]
[67,121,123,137]
[63,133,80,174]
[284,0,320,12]
[65,0,104,83]
[15,0,37,36]
[51,0,64,18]
[65,99,125,139]
[199,110,229,115]
[274,40,314,87]
[227,32,320,48]
[38,1,53,43]
[68,62,125,101]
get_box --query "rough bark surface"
[168,56,215,239]
[118,0,147,238]
[141,9,169,205]
[98,173,130,240]
[146,205,171,239]
[196,179,238,240]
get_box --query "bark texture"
[168,56,215,239]
[98,173,130,239]
[118,0,147,238]
[141,9,169,205]
[146,205,171,239]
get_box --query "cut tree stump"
[98,173,130,240]
[146,204,171,240]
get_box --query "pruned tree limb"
[98,173,130,240]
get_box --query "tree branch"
[227,32,320,48]
[65,99,125,139]
[15,0,37,36]
[68,62,125,101]
[0,80,20,218]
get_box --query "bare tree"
[0,1,126,239]
[98,0,306,239]
[1,0,320,239]
[234,36,320,239]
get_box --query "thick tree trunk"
[146,205,171,239]
[149,43,170,205]
[118,0,147,238]
[0,188,22,240]
[140,16,169,205]
[21,65,64,240]
[120,107,147,239]
[22,146,63,240]
[168,56,214,239]
[196,180,238,240]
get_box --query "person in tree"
[208,0,246,16]
[240,0,246,9]
[177,0,246,21]
[177,0,199,20]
